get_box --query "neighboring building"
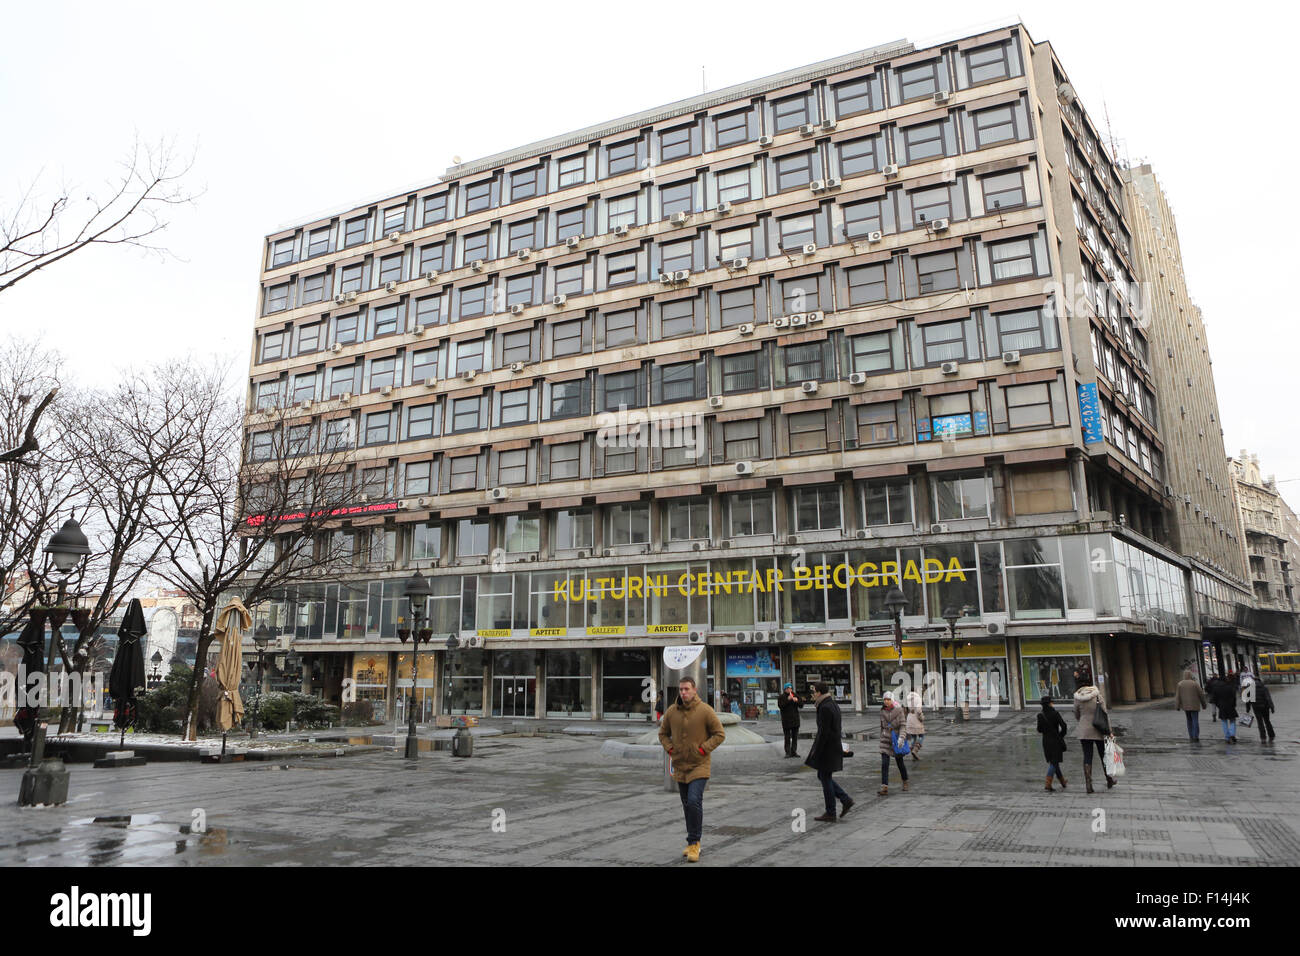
[1229,452,1300,652]
[243,21,1240,718]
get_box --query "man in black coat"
[805,682,853,822]
[777,683,802,757]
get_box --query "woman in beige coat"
[904,689,925,761]
[878,692,909,794]
[1072,678,1116,793]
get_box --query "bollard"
[19,724,70,806]
[452,727,473,757]
[663,750,675,793]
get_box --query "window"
[411,348,439,385]
[450,455,479,491]
[270,238,294,268]
[510,167,539,202]
[714,109,749,147]
[987,307,1055,354]
[919,318,968,364]
[504,515,539,552]
[301,274,326,304]
[557,155,585,188]
[666,499,710,541]
[373,304,400,338]
[721,352,763,393]
[981,170,1026,212]
[606,139,638,176]
[965,42,1011,85]
[457,518,489,556]
[933,472,989,520]
[464,180,493,213]
[339,263,363,293]
[607,194,637,230]
[857,402,898,445]
[774,152,814,192]
[321,418,352,451]
[291,373,316,404]
[501,329,533,365]
[604,309,638,347]
[507,220,536,254]
[344,216,367,247]
[254,380,280,411]
[660,422,700,468]
[307,227,331,258]
[902,120,947,163]
[556,206,585,241]
[780,277,818,314]
[459,284,489,319]
[554,262,584,297]
[260,330,286,362]
[368,357,396,391]
[553,319,584,357]
[910,185,951,225]
[833,77,874,117]
[505,273,534,308]
[916,250,960,293]
[715,167,751,204]
[327,366,354,398]
[1005,383,1053,429]
[410,522,440,560]
[606,251,637,287]
[843,199,884,239]
[863,478,912,525]
[659,124,694,161]
[718,227,753,262]
[264,283,289,314]
[778,214,815,250]
[454,340,484,375]
[498,387,532,425]
[249,430,274,461]
[295,322,322,355]
[360,466,390,498]
[718,288,756,329]
[550,441,581,480]
[851,331,895,373]
[897,60,941,102]
[603,369,641,410]
[462,231,489,264]
[421,193,448,226]
[659,239,694,274]
[772,93,811,132]
[971,104,1018,148]
[407,403,437,439]
[607,503,650,545]
[838,137,878,176]
[382,206,405,234]
[659,299,696,339]
[550,380,585,418]
[729,492,774,536]
[988,237,1036,282]
[658,361,698,402]
[498,449,528,485]
[363,411,392,445]
[414,294,443,328]
[555,509,593,550]
[660,181,695,218]
[333,314,359,345]
[792,487,841,532]
[783,342,824,382]
[722,419,760,460]
[788,411,829,453]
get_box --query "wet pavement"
[3,686,1296,866]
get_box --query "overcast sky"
[3,0,1298,503]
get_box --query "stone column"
[1147,641,1166,697]
[1113,638,1137,704]
[1165,641,1184,690]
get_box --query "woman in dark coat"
[1210,672,1239,742]
[1036,695,1068,791]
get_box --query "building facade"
[244,23,1235,720]
[1229,452,1299,652]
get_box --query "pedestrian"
[878,691,909,795]
[1072,678,1116,793]
[1244,675,1277,743]
[903,688,925,761]
[805,682,853,822]
[1206,673,1221,721]
[1173,669,1207,742]
[1209,671,1239,743]
[777,683,802,758]
[657,676,725,862]
[654,689,664,722]
[1036,695,1068,791]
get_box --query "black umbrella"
[13,616,45,742]
[109,599,147,738]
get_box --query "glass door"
[493,677,536,717]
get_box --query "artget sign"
[551,559,968,602]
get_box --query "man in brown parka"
[658,676,725,863]
[1173,669,1207,742]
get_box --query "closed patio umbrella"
[109,600,148,738]
[13,616,46,742]
[214,599,251,731]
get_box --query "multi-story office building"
[1229,452,1299,654]
[244,22,1229,719]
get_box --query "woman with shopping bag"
[1072,678,1117,793]
[904,688,925,761]
[878,692,910,795]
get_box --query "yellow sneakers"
[685,842,701,863]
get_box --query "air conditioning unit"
[673,269,691,282]
[930,523,949,534]
[823,177,841,191]
[341,391,353,402]
[359,494,371,503]
[331,343,344,353]
[612,224,630,236]
[789,313,807,327]
[855,529,871,539]
[848,372,867,386]
[933,90,951,104]
[461,369,476,381]
[552,294,567,307]
[728,257,749,271]
[398,499,410,510]
[423,379,438,389]
[466,635,484,648]
[380,385,393,396]
[806,311,823,323]
[669,211,689,226]
[658,272,675,284]
[565,235,582,249]
[926,218,950,234]
[776,629,793,643]
[345,291,357,302]
[298,399,312,410]
[735,461,755,475]
[799,123,815,137]
[707,395,724,408]
[810,179,827,193]
[690,542,702,551]
[802,243,817,256]
[417,497,430,507]
[738,322,755,335]
[882,163,900,178]
[716,201,732,215]
[1002,350,1021,365]
[387,231,401,242]
[735,631,752,644]
[510,361,526,373]
[384,280,398,293]
[411,325,426,337]
[940,361,960,375]
[510,303,526,315]
[867,230,884,243]
[516,248,532,260]
[758,135,773,147]
[1164,483,1175,497]
[423,271,439,283]
[984,618,1006,636]
[801,381,818,394]
[334,293,347,305]
[470,259,484,272]
[488,487,509,501]
[688,631,706,644]
[772,316,791,329]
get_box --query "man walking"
[658,676,725,862]
[1174,669,1207,742]
[778,683,802,757]
[805,682,853,822]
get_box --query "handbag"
[1239,713,1254,728]
[1103,735,1125,777]
[891,730,911,756]
[840,739,854,758]
[1091,703,1111,736]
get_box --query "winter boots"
[1045,774,1054,792]
[1056,770,1067,790]
[685,842,700,862]
[1084,766,1095,794]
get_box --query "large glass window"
[607,503,650,545]
[933,472,989,521]
[792,486,842,533]
[602,649,650,719]
[546,650,591,717]
[863,478,912,526]
[1004,537,1065,620]
[728,492,774,537]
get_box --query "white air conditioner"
[385,280,398,292]
[1002,350,1021,364]
[673,269,690,282]
[423,378,438,388]
[848,372,867,386]
[802,243,817,256]
[810,179,827,193]
[552,294,567,307]
[940,361,960,375]
[867,230,884,243]
[516,248,531,260]
[775,629,793,643]
[331,343,343,353]
[510,303,526,315]
[735,631,752,644]
[985,619,1003,636]
[933,90,951,104]
[345,291,357,302]
[820,119,837,131]
[423,271,439,283]
[806,310,823,323]
[341,391,353,402]
[669,211,689,225]
[752,631,769,644]
[488,487,508,501]
[772,316,791,329]
[823,177,841,191]
[798,123,815,137]
[707,395,723,408]
[855,529,871,539]
[398,499,410,510]
[466,635,484,648]
[417,497,430,507]
[298,399,312,410]
[658,272,675,284]
[510,361,526,373]
[930,523,950,534]
[688,631,706,645]
[387,231,401,242]
[758,135,773,147]
[470,259,484,272]
[565,235,582,248]
[735,461,755,475]
[716,201,732,214]
[882,163,900,178]
[461,369,476,381]
[926,218,950,233]
[728,257,749,271]
[738,323,755,335]
[380,385,393,396]
[334,294,348,305]
[612,224,630,236]
[789,313,807,327]
[800,381,818,394]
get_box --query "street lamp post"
[942,605,963,722]
[149,650,163,689]
[40,519,91,675]
[250,625,271,738]
[883,586,908,659]
[397,571,434,760]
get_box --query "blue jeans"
[911,733,925,753]
[1184,710,1200,739]
[1220,718,1236,739]
[678,778,706,844]
[1046,762,1062,778]
[817,768,850,816]
[881,753,908,784]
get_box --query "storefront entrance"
[863,643,929,706]
[1018,638,1093,705]
[940,639,1010,708]
[793,645,853,707]
[724,647,782,719]
[493,676,537,717]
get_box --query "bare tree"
[0,136,195,296]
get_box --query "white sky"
[3,0,1298,501]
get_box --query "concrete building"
[1229,452,1299,653]
[243,22,1235,719]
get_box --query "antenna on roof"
[702,65,706,94]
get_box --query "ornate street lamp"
[883,586,908,658]
[250,624,271,738]
[44,519,91,577]
[397,571,434,759]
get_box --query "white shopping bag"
[1103,736,1125,777]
